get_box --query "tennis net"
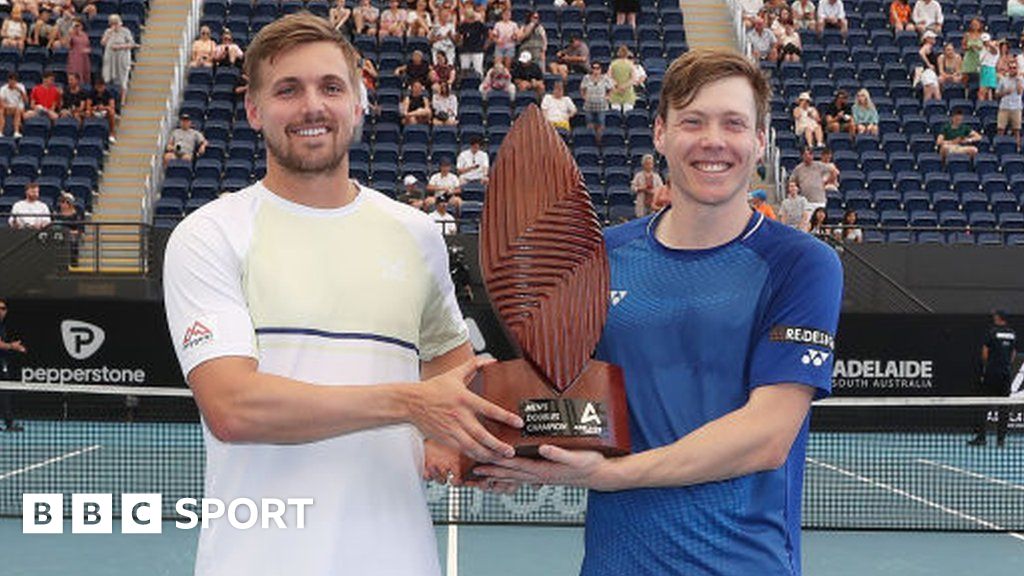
[0,383,1021,531]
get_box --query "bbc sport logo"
[22,494,313,534]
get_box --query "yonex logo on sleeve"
[801,349,831,367]
[609,290,628,306]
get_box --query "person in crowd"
[25,71,60,122]
[378,0,407,37]
[613,0,639,28]
[540,79,576,132]
[518,11,547,69]
[997,58,1024,148]
[749,189,777,220]
[163,112,207,166]
[490,8,519,69]
[937,42,963,92]
[190,25,217,68]
[919,30,942,101]
[511,50,545,98]
[1,6,28,52]
[851,88,879,135]
[819,147,840,194]
[0,297,27,433]
[8,181,51,229]
[101,14,136,106]
[213,29,244,67]
[630,153,663,218]
[0,72,27,138]
[791,0,817,30]
[825,89,856,136]
[808,206,830,237]
[550,36,590,80]
[998,39,1016,78]
[400,80,433,125]
[789,146,830,214]
[429,8,457,65]
[329,0,355,42]
[456,135,489,185]
[59,71,88,123]
[1009,0,1024,17]
[580,61,615,144]
[406,0,432,38]
[395,50,432,89]
[777,20,802,62]
[28,8,55,47]
[793,91,824,148]
[747,17,778,63]
[427,156,462,214]
[832,208,862,243]
[962,18,984,92]
[398,174,426,209]
[353,0,380,36]
[88,76,118,142]
[911,0,943,37]
[889,0,911,31]
[65,18,91,84]
[816,0,848,38]
[967,310,1016,447]
[430,193,458,236]
[780,180,810,230]
[480,60,515,100]
[431,81,458,126]
[608,45,638,112]
[456,8,487,76]
[936,108,982,160]
[429,50,456,93]
[979,33,998,101]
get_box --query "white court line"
[0,445,102,481]
[446,484,459,576]
[916,459,1024,493]
[807,457,1024,543]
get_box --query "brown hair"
[244,12,361,96]
[656,48,771,130]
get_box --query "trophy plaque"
[463,105,630,474]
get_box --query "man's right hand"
[407,357,523,463]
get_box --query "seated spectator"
[911,0,943,37]
[771,7,795,36]
[50,6,79,49]
[400,80,432,125]
[833,209,863,243]
[997,59,1023,148]
[190,25,216,68]
[427,157,462,214]
[791,0,817,30]
[25,71,61,122]
[608,45,637,112]
[824,89,856,136]
[788,147,829,213]
[163,112,207,166]
[431,81,458,125]
[329,0,355,42]
[378,0,407,38]
[88,76,118,142]
[777,20,802,62]
[793,91,824,148]
[490,9,519,69]
[852,88,879,135]
[456,8,487,76]
[395,50,432,89]
[780,181,810,230]
[819,147,840,193]
[457,135,489,184]
[937,43,963,89]
[1010,0,1024,18]
[580,61,615,143]
[429,50,456,92]
[28,8,55,47]
[480,60,515,100]
[540,80,577,132]
[429,8,457,65]
[550,36,589,80]
[53,192,84,251]
[518,11,547,69]
[213,29,244,67]
[1,6,28,52]
[631,153,663,218]
[59,72,88,123]
[808,207,830,237]
[486,0,509,23]
[889,0,911,32]
[353,0,380,36]
[511,51,545,97]
[0,72,27,138]
[747,17,778,62]
[918,30,941,101]
[430,193,458,236]
[936,108,981,160]
[398,174,426,210]
[749,189,777,220]
[406,0,432,37]
[8,182,51,229]
[816,0,848,37]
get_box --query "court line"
[446,485,459,576]
[916,459,1024,492]
[0,445,102,481]
[807,457,1024,543]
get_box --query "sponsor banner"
[2,299,183,387]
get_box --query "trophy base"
[459,358,630,478]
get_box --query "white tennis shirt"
[164,181,467,576]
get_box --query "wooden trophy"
[462,105,631,476]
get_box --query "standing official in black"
[0,298,26,432]
[969,310,1017,447]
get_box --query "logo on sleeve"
[801,349,831,367]
[182,319,214,351]
[609,290,628,306]
[770,326,835,350]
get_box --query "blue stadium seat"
[917,230,945,243]
[969,211,997,229]
[903,190,931,212]
[999,212,1024,230]
[924,173,951,194]
[961,191,989,214]
[939,210,968,228]
[953,173,980,195]
[992,193,1019,215]
[948,231,975,244]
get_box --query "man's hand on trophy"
[409,357,524,464]
[423,439,520,493]
[474,445,625,492]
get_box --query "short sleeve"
[748,240,843,398]
[416,224,469,361]
[163,211,258,379]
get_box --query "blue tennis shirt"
[584,211,843,576]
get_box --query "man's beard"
[264,121,356,175]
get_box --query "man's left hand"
[474,445,622,491]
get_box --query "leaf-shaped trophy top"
[480,104,609,393]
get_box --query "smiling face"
[654,75,765,209]
[245,41,362,178]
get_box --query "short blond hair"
[656,49,771,129]
[244,12,361,96]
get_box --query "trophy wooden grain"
[462,105,630,476]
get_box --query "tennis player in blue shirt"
[477,49,843,576]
